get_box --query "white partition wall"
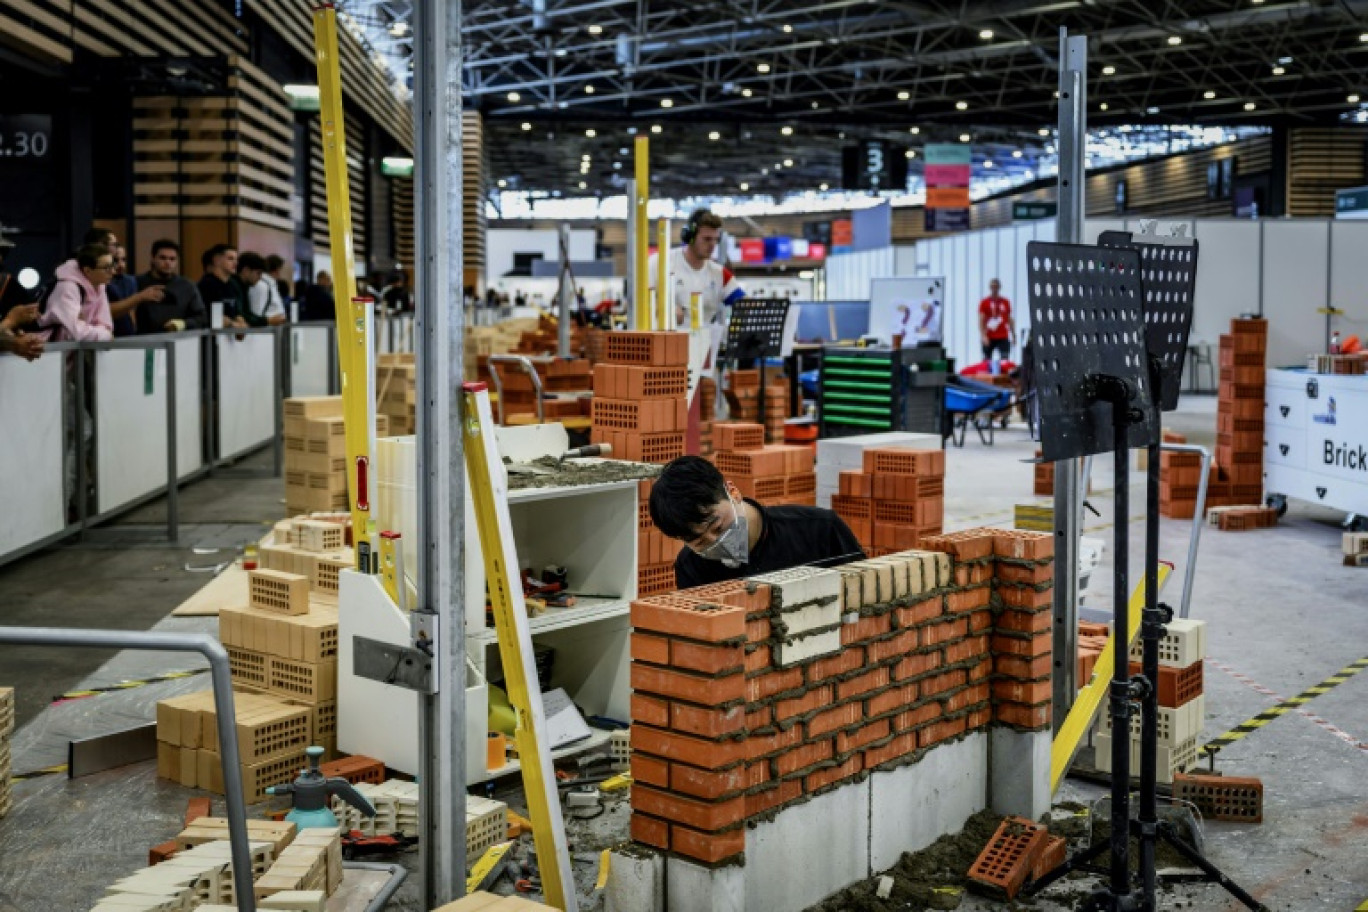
[0,352,66,555]
[1262,221,1330,368]
[1190,221,1262,383]
[289,324,336,397]
[1329,221,1368,340]
[95,346,172,514]
[825,247,896,300]
[216,332,277,458]
[175,336,203,478]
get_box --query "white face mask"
[698,494,750,567]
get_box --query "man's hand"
[164,318,187,332]
[138,286,166,305]
[2,303,39,332]
[3,331,44,361]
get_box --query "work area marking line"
[50,668,208,704]
[1205,657,1368,753]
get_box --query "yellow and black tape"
[1205,657,1368,752]
[53,668,208,703]
[11,763,68,782]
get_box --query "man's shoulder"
[767,503,842,527]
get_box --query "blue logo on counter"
[1312,397,1337,426]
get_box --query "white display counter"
[1265,368,1368,519]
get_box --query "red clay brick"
[671,824,745,863]
[867,682,917,717]
[747,617,773,642]
[670,639,746,675]
[806,755,864,792]
[747,667,804,701]
[746,779,803,817]
[841,614,892,645]
[632,786,746,831]
[838,718,891,753]
[998,586,1053,611]
[716,422,766,452]
[630,813,670,850]
[955,562,995,586]
[808,702,864,736]
[996,608,1052,634]
[992,632,1052,658]
[838,667,891,700]
[775,738,834,777]
[921,669,969,698]
[923,618,969,646]
[995,562,1054,585]
[919,715,968,749]
[945,683,991,713]
[894,702,943,732]
[946,588,990,613]
[863,732,917,768]
[894,652,941,681]
[631,693,670,728]
[631,596,747,642]
[149,840,180,865]
[968,706,993,729]
[745,704,772,730]
[968,815,1048,900]
[631,632,671,665]
[969,657,993,682]
[670,762,751,800]
[1130,660,1203,707]
[920,529,995,562]
[631,663,745,705]
[632,725,748,769]
[838,470,873,498]
[671,702,747,739]
[632,754,670,788]
[895,598,943,628]
[809,649,866,682]
[868,629,919,662]
[746,725,804,759]
[775,685,833,721]
[745,644,772,672]
[993,530,1054,561]
[945,635,989,665]
[1032,835,1067,882]
[863,446,945,476]
[995,653,1053,679]
[996,701,1052,729]
[968,609,994,634]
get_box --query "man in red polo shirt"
[978,278,1014,360]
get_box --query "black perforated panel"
[726,297,792,358]
[1098,231,1199,412]
[1026,242,1159,461]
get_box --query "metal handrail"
[487,354,545,425]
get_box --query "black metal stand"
[724,297,791,429]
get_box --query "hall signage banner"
[924,143,971,233]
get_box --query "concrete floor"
[4,399,1368,911]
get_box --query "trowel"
[505,443,613,477]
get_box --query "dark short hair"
[151,239,179,257]
[202,243,235,270]
[76,243,111,269]
[238,251,266,272]
[649,455,729,540]
[265,254,285,272]
[694,210,723,232]
[83,228,115,245]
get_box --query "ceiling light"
[819,183,829,191]
[709,131,720,141]
[619,147,629,154]
[497,179,507,188]
[1147,106,1160,114]
[955,100,968,110]
[757,63,771,73]
[959,133,971,142]
[782,24,793,33]
[783,158,794,167]
[979,29,993,39]
[774,162,783,170]
[579,181,587,189]
[740,182,749,191]
[585,85,595,94]
[1038,127,1049,136]
[587,24,603,34]
[1167,35,1182,45]
[1102,65,1116,75]
[1350,94,1362,103]
[650,124,662,133]
[781,126,794,135]
[742,88,753,97]
[811,101,819,109]
[910,126,920,134]
[659,98,673,108]
[1361,33,1368,42]
[1012,149,1023,158]
[613,162,622,169]
[983,160,993,168]
[507,91,520,102]
[761,167,769,174]
[1099,102,1109,111]
[581,153,591,160]
[1271,66,1285,75]
[905,149,915,159]
[898,90,910,101]
[1278,56,1293,64]
[1203,90,1216,99]
[521,122,532,130]
[1244,101,1256,110]
[585,128,596,137]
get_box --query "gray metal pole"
[0,627,255,912]
[273,326,284,476]
[558,223,573,358]
[1051,29,1087,725]
[413,0,467,906]
[165,341,179,543]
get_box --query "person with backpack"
[35,243,115,342]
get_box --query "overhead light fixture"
[740,182,750,191]
[1102,65,1116,75]
[955,100,968,110]
[585,128,596,137]
[781,125,793,135]
[507,91,521,102]
[782,24,793,33]
[979,29,993,39]
[708,131,721,141]
[660,98,673,108]
[905,149,915,159]
[761,167,769,174]
[910,126,920,134]
[1167,35,1182,45]
[587,24,603,34]
[585,85,595,94]
[381,156,414,177]
[582,153,591,160]
[1099,102,1109,111]
[757,63,771,73]
[983,160,994,168]
[774,162,783,170]
[579,181,587,189]
[819,182,829,191]
[283,84,321,111]
[1272,66,1285,75]
[742,88,753,97]
[651,124,662,133]
[1203,90,1216,99]
[1012,149,1023,158]
[1244,101,1256,110]
[613,162,622,169]
[521,121,532,130]
[1350,94,1362,103]
[898,90,911,100]
[811,101,819,109]
[1147,106,1160,114]
[497,179,507,188]
[959,133,971,142]
[1361,33,1368,42]
[1038,127,1049,136]
[783,158,794,167]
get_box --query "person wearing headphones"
[648,209,745,328]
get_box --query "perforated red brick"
[632,725,748,769]
[967,816,1048,900]
[631,594,747,642]
[862,447,945,476]
[714,448,788,478]
[1173,772,1264,823]
[715,422,766,452]
[1032,836,1067,882]
[670,823,745,863]
[839,471,872,498]
[1129,659,1203,707]
[605,330,688,366]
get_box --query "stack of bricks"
[100,831,287,909]
[830,446,946,556]
[283,398,390,514]
[1033,450,1053,496]
[1158,449,1204,519]
[724,369,790,443]
[0,686,11,819]
[1207,504,1278,531]
[698,376,718,456]
[1213,317,1268,507]
[261,515,353,602]
[967,815,1064,900]
[1308,352,1368,375]
[711,422,817,507]
[590,332,689,464]
[1344,531,1368,567]
[636,477,677,597]
[1095,618,1207,783]
[254,827,343,901]
[376,353,415,434]
[497,357,595,424]
[626,527,1053,864]
[1077,620,1109,687]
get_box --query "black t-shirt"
[197,274,235,313]
[672,499,866,589]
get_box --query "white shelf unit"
[342,438,640,784]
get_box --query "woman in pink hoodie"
[38,243,114,341]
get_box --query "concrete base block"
[606,847,664,912]
[868,730,989,872]
[744,777,871,911]
[990,725,1052,821]
[666,856,744,912]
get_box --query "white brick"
[1129,618,1206,667]
[774,600,842,638]
[774,629,842,667]
[747,566,841,610]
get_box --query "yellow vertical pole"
[690,291,702,331]
[656,219,669,330]
[634,136,650,329]
[313,5,375,570]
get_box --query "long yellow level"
[312,5,376,571]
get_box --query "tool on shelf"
[266,746,377,830]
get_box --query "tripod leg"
[1159,832,1270,912]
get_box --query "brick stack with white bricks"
[617,527,1055,912]
[1344,531,1368,567]
[711,421,818,507]
[591,331,690,464]
[830,446,946,556]
[1095,618,1208,783]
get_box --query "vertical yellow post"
[634,136,650,329]
[313,6,375,570]
[656,219,669,330]
[690,291,702,331]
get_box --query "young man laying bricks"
[650,455,865,588]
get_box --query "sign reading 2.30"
[0,115,53,160]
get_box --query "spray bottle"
[267,746,377,829]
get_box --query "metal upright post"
[559,223,573,358]
[413,0,467,906]
[1051,29,1087,725]
[165,341,179,543]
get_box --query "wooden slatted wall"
[392,177,414,269]
[1286,128,1368,217]
[463,111,487,289]
[0,0,247,64]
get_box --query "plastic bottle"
[990,349,1002,376]
[1330,331,1342,355]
